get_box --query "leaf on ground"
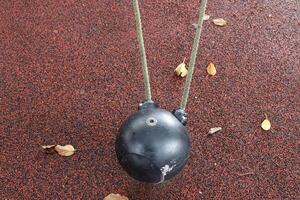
[207,63,217,76]
[104,193,129,200]
[41,145,56,154]
[54,144,76,156]
[42,144,76,156]
[261,114,271,131]
[175,58,188,77]
[213,18,227,26]
[192,14,210,29]
[208,127,222,135]
[42,145,56,149]
[204,14,210,20]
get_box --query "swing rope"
[181,0,208,110]
[133,0,152,101]
[133,0,208,108]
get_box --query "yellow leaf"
[54,144,76,156]
[175,58,188,77]
[104,194,129,200]
[180,66,188,77]
[207,63,217,76]
[213,18,227,26]
[175,63,185,76]
[261,114,271,131]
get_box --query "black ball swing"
[116,0,208,184]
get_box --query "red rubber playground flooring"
[1,0,299,199]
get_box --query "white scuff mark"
[159,164,176,183]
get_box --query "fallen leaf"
[175,58,188,77]
[42,145,56,149]
[204,14,210,20]
[207,63,217,76]
[208,127,222,134]
[54,144,76,156]
[192,14,210,29]
[41,145,56,154]
[213,18,227,26]
[180,67,188,77]
[261,114,271,131]
[104,193,129,200]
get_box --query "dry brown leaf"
[213,18,227,26]
[54,144,76,156]
[261,114,271,131]
[42,145,56,149]
[180,67,188,77]
[104,193,129,200]
[41,145,56,154]
[204,14,210,21]
[175,58,188,77]
[208,127,222,135]
[207,63,217,76]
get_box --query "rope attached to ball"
[181,0,208,110]
[133,0,152,100]
[133,0,208,108]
